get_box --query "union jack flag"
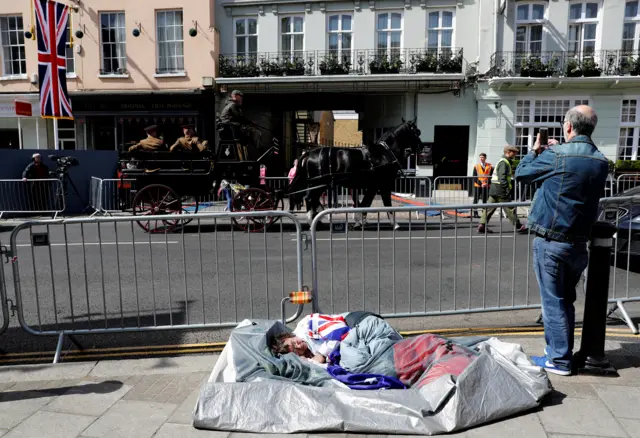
[34,0,73,119]
[307,313,350,341]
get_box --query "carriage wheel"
[179,195,199,226]
[132,184,183,233]
[231,188,276,232]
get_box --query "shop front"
[0,93,49,150]
[70,91,216,151]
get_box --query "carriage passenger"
[128,125,166,152]
[170,124,209,153]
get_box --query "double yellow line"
[0,326,635,365]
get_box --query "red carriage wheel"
[231,188,276,232]
[132,184,183,233]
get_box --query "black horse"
[288,118,423,225]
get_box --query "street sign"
[15,101,32,117]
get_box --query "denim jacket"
[515,135,609,243]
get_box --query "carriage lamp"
[24,25,35,40]
[132,23,141,37]
[75,28,84,39]
[189,21,198,37]
[280,289,313,323]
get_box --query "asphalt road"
[0,213,638,356]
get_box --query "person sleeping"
[269,313,351,365]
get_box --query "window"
[623,1,640,52]
[57,119,76,150]
[376,12,402,53]
[100,12,127,74]
[514,99,589,159]
[328,14,352,56]
[515,3,545,54]
[427,11,453,53]
[568,1,599,56]
[619,99,640,160]
[0,15,26,77]
[235,18,257,57]
[156,10,184,74]
[281,16,303,59]
[65,21,75,75]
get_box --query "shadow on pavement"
[0,380,123,402]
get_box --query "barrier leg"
[573,221,618,376]
[53,333,65,364]
[607,301,639,335]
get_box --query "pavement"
[0,334,639,438]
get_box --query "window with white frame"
[623,1,640,52]
[328,14,352,57]
[281,16,304,58]
[568,1,599,56]
[0,15,26,77]
[515,3,545,54]
[619,99,640,160]
[235,18,257,57]
[65,21,75,75]
[100,12,127,74]
[376,12,402,54]
[156,10,184,74]
[514,99,589,159]
[427,10,453,53]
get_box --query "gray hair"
[565,107,598,137]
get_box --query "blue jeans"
[533,237,588,371]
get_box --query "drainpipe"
[476,0,482,65]
[493,0,499,57]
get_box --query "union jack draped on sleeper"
[34,0,73,119]
[307,313,350,341]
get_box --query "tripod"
[53,169,92,216]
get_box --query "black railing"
[218,48,464,78]
[490,50,640,78]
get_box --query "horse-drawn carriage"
[119,125,283,233]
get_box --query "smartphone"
[539,128,549,147]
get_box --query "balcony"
[490,50,640,79]
[218,48,464,78]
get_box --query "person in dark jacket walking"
[478,146,526,234]
[515,105,608,376]
[219,90,262,157]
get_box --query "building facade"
[0,0,217,151]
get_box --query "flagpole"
[54,118,60,150]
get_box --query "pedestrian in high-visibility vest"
[472,153,493,218]
[478,146,526,234]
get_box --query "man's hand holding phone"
[533,132,559,155]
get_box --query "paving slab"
[167,387,200,425]
[88,355,217,378]
[619,418,640,438]
[592,384,640,420]
[4,410,96,438]
[463,412,546,438]
[536,397,627,437]
[0,362,96,382]
[43,380,132,417]
[548,383,599,399]
[155,423,230,438]
[80,399,176,438]
[0,392,55,429]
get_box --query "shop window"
[0,15,26,77]
[57,119,76,150]
[100,12,127,75]
[156,10,184,74]
[0,129,19,149]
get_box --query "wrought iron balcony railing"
[490,50,640,78]
[218,48,464,78]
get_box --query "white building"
[215,0,640,175]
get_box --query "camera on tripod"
[48,155,79,178]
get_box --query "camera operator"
[515,105,609,376]
[21,153,50,182]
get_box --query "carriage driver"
[170,124,209,153]
[220,90,262,154]
[128,125,167,152]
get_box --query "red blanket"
[393,334,477,388]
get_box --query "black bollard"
[573,221,618,376]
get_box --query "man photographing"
[515,105,609,376]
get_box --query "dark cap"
[231,90,243,96]
[144,125,158,132]
[181,124,195,130]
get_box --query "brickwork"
[334,119,362,146]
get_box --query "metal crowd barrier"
[0,179,65,219]
[0,240,10,336]
[8,211,306,362]
[90,177,136,216]
[617,173,640,194]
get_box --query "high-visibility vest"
[491,158,512,189]
[474,163,493,187]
